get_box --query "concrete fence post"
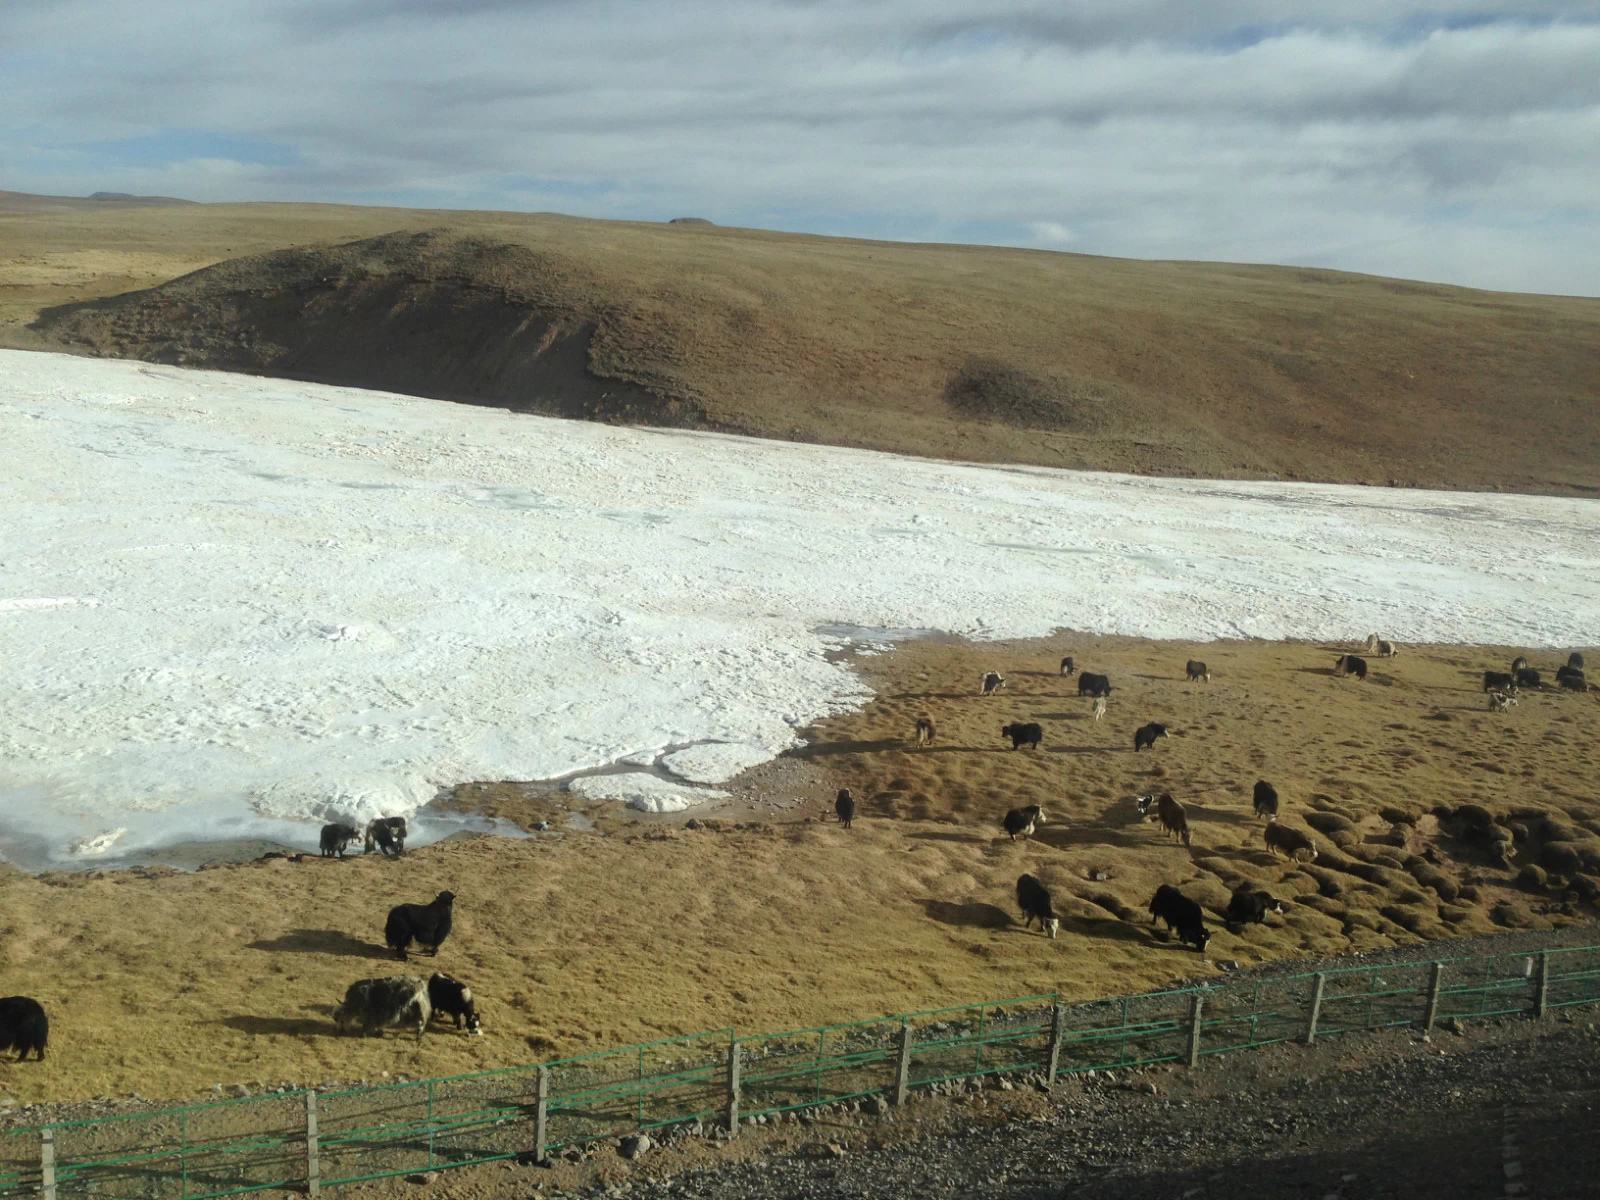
[1185,994,1205,1069]
[1423,962,1445,1033]
[1534,952,1551,1019]
[40,1127,56,1200]
[724,1042,741,1136]
[1044,1003,1066,1086]
[533,1066,550,1161]
[1304,974,1326,1045]
[893,1021,914,1106]
[304,1091,320,1198]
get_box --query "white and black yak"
[427,973,483,1035]
[1002,804,1045,842]
[334,976,430,1039]
[1015,874,1060,939]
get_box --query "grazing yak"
[1483,670,1518,694]
[365,816,408,857]
[1263,820,1318,862]
[1002,805,1045,842]
[1137,793,1190,846]
[1015,874,1060,939]
[1185,660,1210,682]
[1333,654,1368,681]
[427,973,483,1035]
[319,822,359,859]
[1059,656,1076,676]
[1148,885,1211,953]
[1133,722,1169,752]
[0,996,48,1062]
[1224,887,1284,930]
[1556,666,1588,692]
[1252,780,1279,821]
[1515,667,1543,690]
[1077,672,1112,698]
[1488,690,1518,711]
[1091,695,1107,721]
[1362,634,1398,657]
[1001,721,1043,750]
[981,671,1006,696]
[334,976,430,1039]
[1511,656,1530,674]
[915,717,936,746]
[835,788,855,828]
[385,891,456,960]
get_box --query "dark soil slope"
[16,204,1600,493]
[33,231,697,426]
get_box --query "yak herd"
[830,637,1592,960]
[1,641,1592,1061]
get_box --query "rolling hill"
[2,195,1595,493]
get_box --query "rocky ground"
[296,929,1599,1200]
[420,1012,1599,1200]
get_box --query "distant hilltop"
[0,189,193,210]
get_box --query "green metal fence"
[4,942,1597,1200]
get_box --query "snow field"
[1,351,1595,867]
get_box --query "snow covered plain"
[1,350,1596,869]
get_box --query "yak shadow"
[1293,666,1340,678]
[918,899,1014,930]
[1061,914,1162,946]
[222,1013,331,1038]
[1185,802,1254,828]
[887,691,972,701]
[908,830,987,846]
[1032,824,1148,851]
[1046,744,1113,756]
[247,929,386,959]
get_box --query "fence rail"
[4,943,1597,1199]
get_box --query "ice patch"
[659,742,776,785]
[567,773,728,813]
[0,597,100,612]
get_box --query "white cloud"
[0,2,1596,293]
[1029,221,1076,245]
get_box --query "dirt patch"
[30,230,705,428]
[942,356,1130,434]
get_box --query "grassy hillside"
[3,195,1596,493]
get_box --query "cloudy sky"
[4,1,1597,294]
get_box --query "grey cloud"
[1,1,1596,294]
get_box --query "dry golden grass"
[2,194,1596,494]
[1,633,1594,1106]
